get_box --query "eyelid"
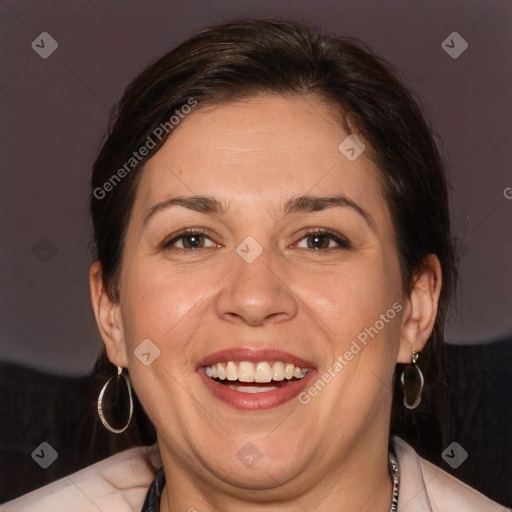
[293,228,352,249]
[161,227,352,251]
[160,227,220,250]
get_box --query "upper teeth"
[204,361,309,382]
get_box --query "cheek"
[119,258,222,352]
[309,263,401,406]
[301,260,400,344]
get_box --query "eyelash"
[161,228,352,252]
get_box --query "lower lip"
[198,370,316,411]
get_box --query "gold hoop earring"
[97,366,133,433]
[400,350,424,409]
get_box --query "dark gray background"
[1,0,511,376]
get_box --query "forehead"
[134,94,389,223]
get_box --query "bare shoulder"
[1,444,161,512]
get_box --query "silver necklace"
[388,451,400,512]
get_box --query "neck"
[159,432,394,512]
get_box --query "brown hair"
[90,18,457,456]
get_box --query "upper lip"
[196,348,315,370]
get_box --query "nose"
[215,243,298,327]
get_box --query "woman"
[4,18,507,512]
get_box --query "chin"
[211,453,308,492]
[196,433,313,491]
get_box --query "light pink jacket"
[2,437,509,511]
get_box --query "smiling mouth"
[204,361,309,393]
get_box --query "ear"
[397,254,442,363]
[89,261,129,367]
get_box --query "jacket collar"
[392,436,434,512]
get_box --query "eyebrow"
[284,195,375,229]
[143,194,375,229]
[143,196,226,227]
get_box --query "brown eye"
[307,234,330,249]
[180,233,205,249]
[162,229,218,251]
[296,230,352,250]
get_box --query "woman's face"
[104,95,410,490]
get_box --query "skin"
[90,94,442,511]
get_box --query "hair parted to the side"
[90,18,457,458]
